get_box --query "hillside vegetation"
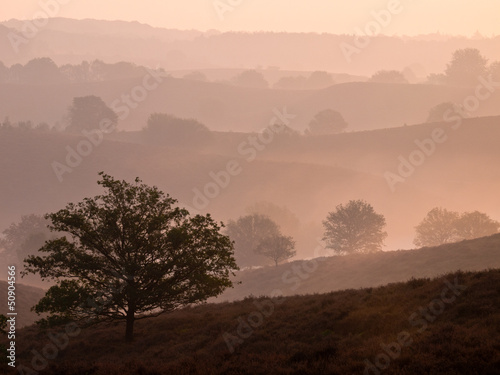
[215,233,500,302]
[8,268,500,374]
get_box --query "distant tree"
[20,58,65,84]
[369,70,408,84]
[426,73,447,85]
[414,208,460,247]
[183,71,208,82]
[426,102,466,123]
[490,61,500,82]
[225,214,281,267]
[23,173,237,341]
[257,234,296,266]
[306,109,348,135]
[232,70,268,89]
[323,200,387,255]
[143,113,212,146]
[66,95,118,133]
[445,48,488,86]
[0,214,54,263]
[245,201,300,236]
[307,71,334,89]
[455,211,500,240]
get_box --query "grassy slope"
[0,281,45,328]
[7,268,500,374]
[215,233,500,302]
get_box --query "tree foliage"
[414,208,500,247]
[322,200,387,255]
[306,109,348,135]
[143,113,211,146]
[225,214,282,268]
[23,173,238,341]
[445,48,488,86]
[231,70,269,89]
[67,95,118,133]
[256,234,296,266]
[369,70,408,84]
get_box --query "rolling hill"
[8,268,500,374]
[1,77,500,132]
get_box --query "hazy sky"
[3,0,500,36]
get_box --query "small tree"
[306,109,348,135]
[445,48,488,86]
[322,200,387,255]
[426,102,466,123]
[225,214,281,268]
[369,70,408,84]
[23,173,238,341]
[257,234,296,266]
[67,95,118,133]
[232,70,268,89]
[414,208,460,247]
[455,211,500,240]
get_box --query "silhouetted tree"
[143,113,211,146]
[445,48,488,86]
[67,95,118,133]
[257,234,296,266]
[426,102,466,123]
[307,71,334,89]
[323,200,387,254]
[232,70,268,89]
[20,58,65,84]
[246,201,300,236]
[414,208,499,247]
[225,214,281,267]
[455,211,500,240]
[306,109,348,135]
[414,208,460,247]
[490,61,500,82]
[23,173,238,341]
[369,70,408,84]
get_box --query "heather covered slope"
[214,233,500,302]
[8,269,500,374]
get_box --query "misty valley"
[1,8,500,375]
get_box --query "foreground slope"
[9,269,500,374]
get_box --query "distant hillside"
[1,77,499,132]
[0,281,45,327]
[1,116,500,254]
[10,269,500,374]
[214,233,500,302]
[2,18,500,75]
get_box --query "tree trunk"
[125,307,135,342]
